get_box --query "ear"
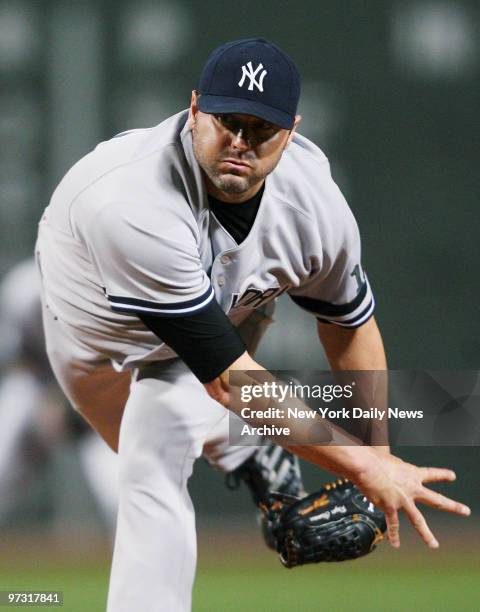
[188,90,199,129]
[285,114,302,148]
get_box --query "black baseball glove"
[260,478,386,568]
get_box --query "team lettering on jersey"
[229,284,290,311]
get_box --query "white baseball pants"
[107,359,256,612]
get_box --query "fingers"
[417,488,471,517]
[204,379,230,407]
[217,389,230,407]
[385,508,401,548]
[420,467,456,483]
[404,501,439,549]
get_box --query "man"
[36,39,470,611]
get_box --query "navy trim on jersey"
[289,281,368,317]
[290,280,375,328]
[316,297,375,328]
[107,285,215,316]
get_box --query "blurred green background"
[0,0,478,610]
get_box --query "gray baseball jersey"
[37,109,374,372]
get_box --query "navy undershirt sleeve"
[138,298,246,383]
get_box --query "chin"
[215,175,250,194]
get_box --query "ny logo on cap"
[238,61,267,92]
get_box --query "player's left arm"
[285,159,390,449]
[317,315,390,453]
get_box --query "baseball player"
[0,258,118,532]
[36,39,470,611]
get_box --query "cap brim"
[198,94,294,129]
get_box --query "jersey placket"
[208,210,239,312]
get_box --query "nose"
[231,128,250,151]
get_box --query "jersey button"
[220,255,230,264]
[217,276,225,287]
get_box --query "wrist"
[340,445,381,485]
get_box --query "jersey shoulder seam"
[273,154,333,220]
[68,141,179,236]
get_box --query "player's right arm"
[205,350,471,550]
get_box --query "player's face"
[190,92,300,203]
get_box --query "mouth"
[218,159,252,175]
[220,158,251,169]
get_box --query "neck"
[204,175,264,203]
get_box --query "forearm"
[212,352,342,445]
[318,316,390,452]
[206,350,379,478]
[317,316,387,371]
[286,442,379,483]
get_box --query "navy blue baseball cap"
[197,38,300,129]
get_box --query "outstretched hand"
[354,453,471,548]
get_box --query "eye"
[214,114,237,130]
[253,121,281,137]
[259,125,277,137]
